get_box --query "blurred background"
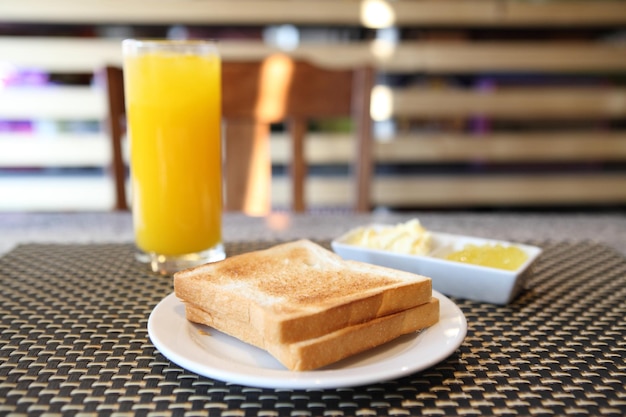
[1,0,626,213]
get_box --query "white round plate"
[147,291,467,389]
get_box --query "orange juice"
[123,41,222,257]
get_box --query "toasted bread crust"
[185,297,440,371]
[174,240,432,344]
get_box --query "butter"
[346,219,432,255]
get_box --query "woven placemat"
[0,240,624,416]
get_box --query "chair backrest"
[104,54,373,214]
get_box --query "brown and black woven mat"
[1,240,625,416]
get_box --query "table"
[1,211,625,416]
[2,210,626,257]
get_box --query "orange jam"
[445,243,528,270]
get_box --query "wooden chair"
[104,55,374,214]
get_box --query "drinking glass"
[122,39,225,274]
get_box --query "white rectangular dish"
[331,226,543,305]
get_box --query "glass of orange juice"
[122,39,225,274]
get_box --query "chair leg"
[224,120,272,215]
[353,66,375,212]
[290,118,307,212]
[104,66,129,211]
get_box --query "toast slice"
[186,297,440,371]
[174,239,432,344]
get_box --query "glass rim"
[122,38,219,55]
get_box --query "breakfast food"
[445,243,528,270]
[174,239,439,371]
[345,219,432,255]
[185,297,439,371]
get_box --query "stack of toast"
[174,239,439,371]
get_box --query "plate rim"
[148,290,467,389]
